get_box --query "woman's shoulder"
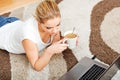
[25,16,37,24]
[24,16,37,27]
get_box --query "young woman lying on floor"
[0,0,68,71]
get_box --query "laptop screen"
[99,56,120,80]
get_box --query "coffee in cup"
[64,31,78,49]
[65,33,77,38]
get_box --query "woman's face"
[41,17,60,36]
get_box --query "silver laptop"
[59,56,120,80]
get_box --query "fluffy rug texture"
[0,49,67,80]
[1,0,120,80]
[90,0,120,64]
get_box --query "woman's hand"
[46,39,68,55]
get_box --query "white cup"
[63,31,78,49]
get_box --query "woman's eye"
[46,27,52,29]
[57,23,60,27]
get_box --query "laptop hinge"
[91,55,96,60]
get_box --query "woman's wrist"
[44,48,54,57]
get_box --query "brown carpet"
[62,48,78,71]
[0,50,11,80]
[90,0,120,65]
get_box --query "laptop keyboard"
[79,64,106,80]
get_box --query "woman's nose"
[52,28,57,33]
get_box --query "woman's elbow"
[33,64,43,71]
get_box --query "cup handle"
[62,38,67,44]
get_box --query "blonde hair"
[35,0,61,23]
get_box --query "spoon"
[72,27,75,34]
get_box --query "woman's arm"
[22,39,53,71]
[22,39,67,71]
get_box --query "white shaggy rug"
[101,8,120,53]
[9,52,67,80]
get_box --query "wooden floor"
[0,0,38,15]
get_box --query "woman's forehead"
[44,17,60,27]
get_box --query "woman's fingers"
[57,38,67,44]
[49,43,67,54]
[55,46,67,54]
[47,39,68,55]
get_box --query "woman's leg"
[0,16,19,27]
[0,16,8,27]
[7,17,19,23]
